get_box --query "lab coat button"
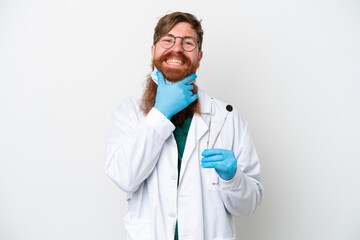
[169,212,176,218]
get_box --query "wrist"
[154,105,173,120]
[218,173,234,181]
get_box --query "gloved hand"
[154,71,198,120]
[201,149,237,181]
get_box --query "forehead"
[166,22,197,38]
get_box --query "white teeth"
[166,59,183,65]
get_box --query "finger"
[212,163,228,173]
[179,74,197,85]
[202,148,226,157]
[156,71,166,85]
[186,90,194,97]
[201,155,223,163]
[188,93,199,103]
[185,84,194,91]
[202,162,229,173]
[201,162,217,169]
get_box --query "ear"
[151,45,155,59]
[197,50,203,63]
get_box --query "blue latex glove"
[154,71,199,120]
[201,149,237,181]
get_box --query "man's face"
[151,22,203,81]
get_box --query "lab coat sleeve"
[219,112,264,217]
[105,98,175,193]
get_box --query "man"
[105,12,264,240]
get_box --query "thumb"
[156,71,166,86]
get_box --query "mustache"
[156,51,191,64]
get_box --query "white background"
[1,0,359,239]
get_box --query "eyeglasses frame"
[154,34,200,52]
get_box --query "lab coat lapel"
[178,90,213,185]
[178,113,207,185]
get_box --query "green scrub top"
[172,115,193,240]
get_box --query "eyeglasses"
[156,34,199,52]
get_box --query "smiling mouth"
[165,59,185,65]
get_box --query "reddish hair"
[153,12,204,51]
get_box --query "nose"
[171,38,184,52]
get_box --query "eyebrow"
[164,33,197,39]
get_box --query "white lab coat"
[105,89,263,240]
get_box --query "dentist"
[105,11,264,240]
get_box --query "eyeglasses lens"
[159,36,197,52]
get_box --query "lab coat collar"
[198,89,215,115]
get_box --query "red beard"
[140,51,201,125]
[152,51,199,82]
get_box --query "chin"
[160,65,190,82]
